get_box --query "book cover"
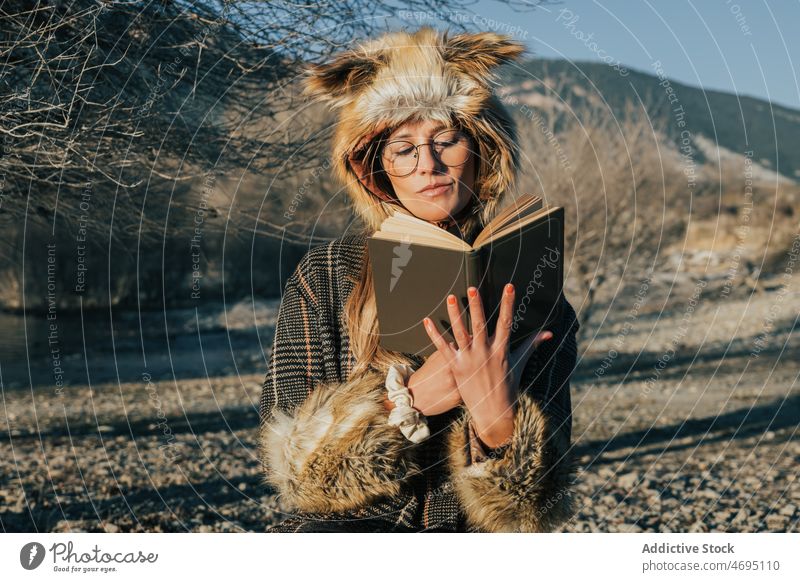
[368,205,564,357]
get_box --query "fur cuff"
[259,370,421,514]
[446,393,576,532]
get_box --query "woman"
[258,27,580,532]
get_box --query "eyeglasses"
[380,128,473,177]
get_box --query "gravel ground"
[1,275,797,532]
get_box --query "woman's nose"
[416,144,446,174]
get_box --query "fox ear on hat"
[301,51,385,104]
[442,30,527,78]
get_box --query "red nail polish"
[468,287,477,297]
[447,295,456,305]
[505,283,514,294]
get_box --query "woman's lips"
[418,183,452,197]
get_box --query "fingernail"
[505,283,514,294]
[423,318,430,328]
[468,287,477,297]
[447,295,456,305]
[544,332,553,340]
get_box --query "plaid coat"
[257,233,580,532]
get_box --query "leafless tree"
[513,98,687,338]
[0,0,552,309]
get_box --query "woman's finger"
[423,317,456,365]
[508,330,553,380]
[446,293,471,350]
[491,282,515,351]
[532,329,553,351]
[467,286,488,345]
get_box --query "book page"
[475,205,562,248]
[473,193,543,247]
[370,229,470,251]
[372,208,472,251]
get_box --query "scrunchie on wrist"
[385,363,430,443]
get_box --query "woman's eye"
[396,147,414,156]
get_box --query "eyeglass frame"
[378,127,474,177]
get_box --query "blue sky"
[394,0,800,109]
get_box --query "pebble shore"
[1,278,797,532]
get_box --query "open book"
[368,193,564,356]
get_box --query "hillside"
[501,59,799,183]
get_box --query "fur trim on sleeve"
[445,393,576,532]
[259,370,421,514]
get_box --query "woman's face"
[381,119,476,223]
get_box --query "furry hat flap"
[302,27,527,232]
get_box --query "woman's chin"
[414,208,452,223]
[404,198,459,222]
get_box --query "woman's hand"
[382,349,462,416]
[423,283,553,448]
[405,349,462,416]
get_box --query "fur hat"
[301,26,526,236]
